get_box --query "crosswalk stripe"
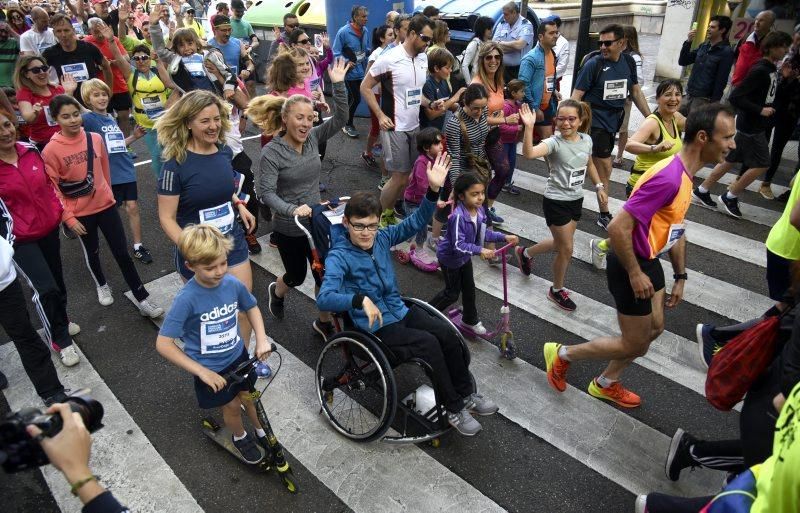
[126,273,507,513]
[0,339,203,513]
[249,241,723,497]
[491,200,774,322]
[510,170,767,267]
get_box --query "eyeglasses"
[599,38,620,47]
[297,38,311,44]
[350,223,380,232]
[26,65,49,74]
[132,55,149,61]
[555,115,578,123]
[484,54,502,61]
[286,23,298,29]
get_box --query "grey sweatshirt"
[258,80,347,237]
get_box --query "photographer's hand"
[26,404,105,505]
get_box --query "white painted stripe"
[127,273,506,513]
[491,200,774,322]
[0,338,202,513]
[249,241,723,497]
[511,170,768,267]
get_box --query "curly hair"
[155,90,231,164]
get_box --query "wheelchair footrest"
[402,384,441,423]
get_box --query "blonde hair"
[178,224,233,265]
[476,41,505,93]
[80,78,111,106]
[245,93,313,135]
[13,55,48,92]
[155,90,231,164]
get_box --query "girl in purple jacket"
[430,173,518,335]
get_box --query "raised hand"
[61,73,78,95]
[320,32,329,48]
[118,0,129,17]
[519,104,536,127]
[425,152,451,192]
[133,125,146,139]
[100,23,114,41]
[149,4,161,25]
[272,26,281,40]
[327,57,351,84]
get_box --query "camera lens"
[65,389,104,433]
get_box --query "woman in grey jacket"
[255,58,350,340]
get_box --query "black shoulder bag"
[58,132,95,198]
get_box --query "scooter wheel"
[500,333,517,360]
[429,438,441,448]
[281,473,298,494]
[202,417,220,431]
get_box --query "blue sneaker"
[488,207,504,224]
[695,323,719,369]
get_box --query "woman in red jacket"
[0,107,81,367]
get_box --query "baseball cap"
[180,4,195,14]
[91,0,108,5]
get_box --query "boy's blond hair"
[178,225,233,265]
[80,78,112,106]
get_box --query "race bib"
[659,223,686,256]
[61,62,90,82]
[199,202,235,234]
[766,72,777,105]
[15,110,26,126]
[603,79,627,101]
[355,51,366,63]
[184,59,205,77]
[545,75,555,93]
[43,106,58,127]
[569,166,587,188]
[309,77,321,91]
[72,23,84,35]
[141,96,165,120]
[104,131,127,153]
[38,40,55,53]
[405,88,421,109]
[200,311,239,355]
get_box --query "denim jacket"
[679,40,734,102]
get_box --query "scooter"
[201,344,298,493]
[447,243,517,360]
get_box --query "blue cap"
[541,15,562,27]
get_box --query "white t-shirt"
[0,237,17,292]
[369,44,429,132]
[19,28,57,55]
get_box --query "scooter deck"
[201,418,266,465]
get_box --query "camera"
[0,389,104,473]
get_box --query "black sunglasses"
[599,38,621,47]
[286,23,298,29]
[132,55,149,61]
[26,65,49,74]
[297,38,311,44]
[418,34,432,43]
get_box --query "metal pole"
[571,0,593,92]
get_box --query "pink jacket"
[499,99,523,144]
[404,154,432,204]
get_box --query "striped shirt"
[444,107,489,187]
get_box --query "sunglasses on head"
[26,65,49,74]
[599,38,620,47]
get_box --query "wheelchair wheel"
[316,333,397,442]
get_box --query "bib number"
[199,202,235,234]
[200,311,239,355]
[545,75,555,93]
[61,63,90,82]
[569,166,587,188]
[659,223,686,256]
[104,131,127,153]
[603,79,627,101]
[43,106,58,127]
[405,87,421,109]
[766,73,777,105]
[184,59,205,77]
[141,96,165,120]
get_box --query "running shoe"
[692,187,717,209]
[379,209,399,227]
[137,299,164,318]
[777,189,791,202]
[463,320,487,335]
[312,319,335,341]
[502,182,521,195]
[378,176,389,191]
[245,233,262,254]
[59,345,80,367]
[543,342,569,392]
[465,392,499,416]
[427,235,441,253]
[133,245,154,264]
[719,194,742,218]
[268,233,277,248]
[447,408,482,436]
[759,183,774,200]
[361,151,378,167]
[634,495,647,513]
[232,433,263,464]
[665,428,699,481]
[548,287,577,312]
[96,284,114,306]
[487,207,504,224]
[342,125,359,138]
[43,389,70,407]
[590,238,608,270]
[515,246,532,276]
[268,282,284,320]
[68,322,81,336]
[695,323,720,369]
[595,213,612,231]
[587,379,641,408]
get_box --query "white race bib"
[603,79,627,101]
[199,202,235,234]
[659,223,686,256]
[104,131,127,154]
[405,87,422,109]
[61,62,90,82]
[141,96,165,120]
[545,75,555,93]
[569,166,587,188]
[200,311,239,355]
[184,58,205,77]
[43,106,58,127]
[766,72,778,105]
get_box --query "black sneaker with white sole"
[692,187,717,209]
[268,282,284,320]
[595,213,612,231]
[133,245,154,264]
[312,319,335,340]
[719,194,742,218]
[665,428,699,481]
[232,433,263,464]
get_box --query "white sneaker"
[589,239,607,270]
[463,321,487,335]
[634,494,647,513]
[426,235,441,253]
[137,298,164,318]
[59,345,80,367]
[68,322,81,336]
[97,284,114,306]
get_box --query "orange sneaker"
[543,342,569,392]
[587,379,641,408]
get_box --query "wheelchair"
[296,205,475,445]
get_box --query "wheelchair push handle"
[207,343,277,391]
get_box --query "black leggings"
[430,260,478,326]
[765,114,800,183]
[345,79,362,127]
[232,151,258,233]
[375,304,474,412]
[77,206,148,302]
[12,227,72,350]
[0,279,64,399]
[273,231,322,288]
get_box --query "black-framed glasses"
[484,54,502,61]
[297,38,311,44]
[132,55,149,61]
[418,34,432,43]
[351,223,379,232]
[26,65,49,74]
[599,38,621,47]
[286,23,298,29]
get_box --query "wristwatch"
[673,273,688,281]
[650,144,656,153]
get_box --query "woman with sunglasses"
[515,100,605,312]
[14,55,77,151]
[6,7,30,36]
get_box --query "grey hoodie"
[258,80,347,237]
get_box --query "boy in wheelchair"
[316,154,498,436]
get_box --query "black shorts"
[606,251,665,316]
[193,348,255,409]
[766,249,792,301]
[542,197,582,226]
[725,131,770,168]
[109,92,133,112]
[590,127,616,159]
[112,181,138,206]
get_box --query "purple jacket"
[437,203,507,268]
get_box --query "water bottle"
[255,361,272,379]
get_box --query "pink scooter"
[447,242,517,360]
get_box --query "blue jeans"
[503,142,517,185]
[403,201,428,246]
[143,128,163,179]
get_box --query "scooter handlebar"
[209,343,277,391]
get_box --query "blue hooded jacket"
[332,23,370,81]
[518,44,558,117]
[316,191,436,332]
